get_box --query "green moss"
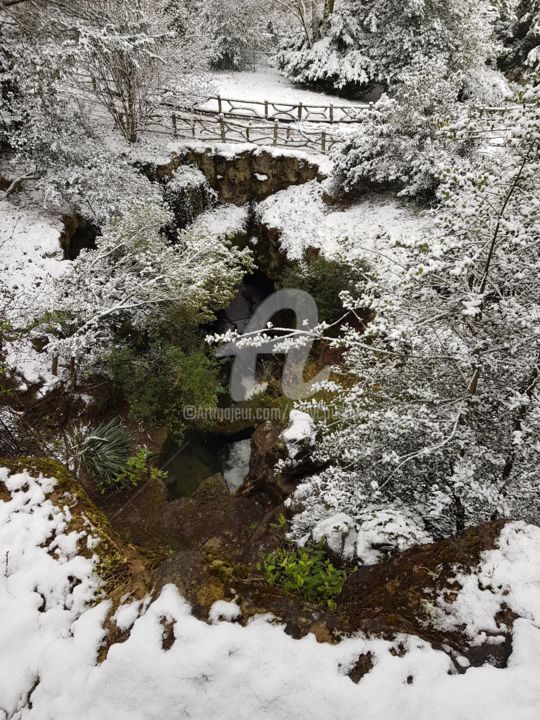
[0,456,77,490]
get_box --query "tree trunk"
[322,0,335,36]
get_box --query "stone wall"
[148,147,323,206]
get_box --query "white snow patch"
[3,469,540,719]
[209,600,242,624]
[189,203,249,240]
[256,181,430,267]
[281,410,316,458]
[307,507,432,565]
[432,522,540,640]
[201,69,363,113]
[0,200,68,390]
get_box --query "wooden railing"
[179,95,371,124]
[153,111,341,153]
[63,83,529,155]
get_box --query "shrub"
[108,340,221,442]
[279,253,368,325]
[115,447,167,489]
[258,543,350,608]
[69,419,132,486]
[332,61,476,200]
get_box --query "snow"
[0,200,68,391]
[306,508,432,565]
[166,164,209,190]
[168,139,329,167]
[223,439,251,493]
[432,522,540,641]
[201,69,364,113]
[3,466,540,719]
[188,202,249,240]
[281,410,316,458]
[208,599,242,623]
[256,181,431,266]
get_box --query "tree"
[220,88,540,542]
[288,88,540,541]
[45,204,253,372]
[502,0,540,79]
[195,0,267,70]
[331,60,478,200]
[1,0,210,144]
[278,0,500,96]
[274,1,329,49]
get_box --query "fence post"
[329,104,334,123]
[217,95,223,114]
[51,355,58,377]
[246,123,250,143]
[273,119,279,146]
[321,131,326,153]
[171,112,177,138]
[192,118,196,138]
[264,100,269,119]
[219,114,226,143]
[298,102,303,121]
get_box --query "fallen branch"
[0,175,37,199]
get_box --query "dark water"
[159,432,252,499]
[160,271,272,499]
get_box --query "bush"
[332,62,476,200]
[258,543,350,608]
[115,447,167,489]
[279,253,368,326]
[108,340,221,442]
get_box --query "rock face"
[146,147,322,206]
[59,214,99,260]
[336,520,513,669]
[241,420,320,503]
[240,422,290,502]
[162,165,217,230]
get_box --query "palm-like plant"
[68,419,133,486]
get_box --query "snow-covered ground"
[256,180,430,269]
[0,200,68,391]
[202,68,364,110]
[2,465,540,720]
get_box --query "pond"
[159,433,252,499]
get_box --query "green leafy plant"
[257,544,350,608]
[69,419,133,486]
[108,340,221,442]
[115,447,167,488]
[279,253,369,326]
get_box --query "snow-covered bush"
[197,0,266,70]
[281,88,540,540]
[295,507,432,566]
[502,0,540,79]
[163,165,217,230]
[332,62,476,199]
[279,0,500,96]
[0,16,162,222]
[46,204,253,371]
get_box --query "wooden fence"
[185,95,371,124]
[157,111,341,153]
